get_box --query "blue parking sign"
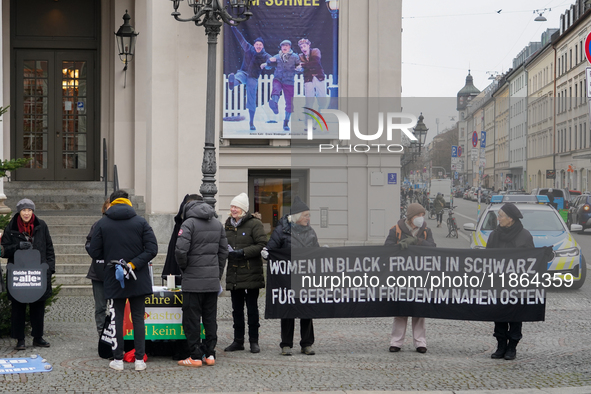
[387,173,397,184]
[451,145,458,157]
[480,131,486,148]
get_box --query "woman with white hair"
[267,196,319,356]
[224,193,267,354]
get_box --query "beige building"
[0,0,403,244]
[493,80,509,190]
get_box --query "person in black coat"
[175,195,228,367]
[266,196,319,356]
[85,199,111,336]
[88,190,158,372]
[2,199,54,350]
[486,203,534,361]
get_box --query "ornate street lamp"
[114,10,139,88]
[413,113,429,155]
[171,0,254,208]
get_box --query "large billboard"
[222,1,339,138]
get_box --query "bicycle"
[446,206,458,238]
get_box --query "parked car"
[480,189,492,204]
[569,190,582,202]
[567,194,591,232]
[463,194,586,289]
[531,188,571,210]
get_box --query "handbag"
[98,299,117,359]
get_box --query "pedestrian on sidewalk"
[89,190,158,372]
[384,202,436,354]
[85,199,111,336]
[2,198,55,351]
[486,203,533,360]
[175,195,228,367]
[266,196,319,356]
[224,193,267,354]
[434,193,446,227]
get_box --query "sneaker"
[389,346,401,352]
[15,340,25,351]
[33,337,50,347]
[416,347,427,353]
[301,346,315,355]
[281,346,292,356]
[228,73,235,90]
[250,125,256,131]
[135,359,146,371]
[202,355,215,366]
[109,359,124,371]
[178,357,202,367]
[269,99,279,115]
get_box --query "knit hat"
[280,39,291,47]
[406,203,426,219]
[16,198,35,213]
[230,193,249,213]
[290,196,309,214]
[254,37,265,45]
[500,203,523,220]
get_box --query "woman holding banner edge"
[485,202,534,361]
[384,202,435,354]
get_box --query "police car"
[463,195,586,289]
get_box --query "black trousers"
[11,298,45,340]
[280,318,314,348]
[182,292,218,359]
[493,322,523,342]
[436,213,443,224]
[230,288,260,342]
[113,296,145,361]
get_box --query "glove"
[398,236,418,250]
[19,241,32,250]
[261,247,269,259]
[229,249,244,259]
[115,265,126,288]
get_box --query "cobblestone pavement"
[2,225,591,393]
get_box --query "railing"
[113,165,119,193]
[103,138,120,197]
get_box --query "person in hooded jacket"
[2,198,54,351]
[486,203,534,361]
[384,203,435,354]
[85,199,111,336]
[266,196,319,356]
[88,190,158,372]
[223,193,267,354]
[175,195,228,368]
[433,192,446,227]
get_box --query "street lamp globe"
[413,113,429,153]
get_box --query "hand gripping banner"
[265,245,555,322]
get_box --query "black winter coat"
[88,203,158,299]
[85,219,105,282]
[267,215,319,250]
[225,213,267,290]
[175,201,228,293]
[384,218,436,247]
[2,213,55,301]
[486,220,534,249]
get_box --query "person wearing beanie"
[266,39,301,131]
[227,26,271,131]
[224,193,267,354]
[384,202,436,354]
[2,198,55,351]
[267,195,319,356]
[486,203,534,361]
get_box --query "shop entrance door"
[14,50,95,181]
[249,170,308,237]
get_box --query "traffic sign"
[457,146,462,157]
[472,131,478,148]
[585,31,591,64]
[451,145,458,157]
[480,131,486,148]
[504,177,512,185]
[471,148,478,160]
[587,68,591,98]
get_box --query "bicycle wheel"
[450,218,458,238]
[429,208,436,220]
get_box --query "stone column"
[0,1,10,215]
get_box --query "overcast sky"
[401,0,572,142]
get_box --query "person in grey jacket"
[175,195,228,367]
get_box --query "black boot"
[491,338,507,359]
[250,342,260,353]
[504,340,518,360]
[224,340,245,352]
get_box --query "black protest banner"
[7,249,48,303]
[264,245,555,322]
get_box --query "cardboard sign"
[7,249,48,303]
